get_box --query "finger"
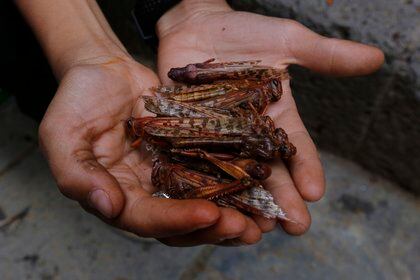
[267,80,325,202]
[287,131,325,201]
[264,160,311,235]
[39,123,125,219]
[78,173,221,239]
[115,182,221,238]
[160,210,262,247]
[284,20,384,76]
[158,208,260,246]
[217,216,262,246]
[252,215,276,233]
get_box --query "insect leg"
[186,179,254,200]
[171,148,250,180]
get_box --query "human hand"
[39,55,243,244]
[24,0,243,247]
[156,0,384,243]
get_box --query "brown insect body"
[128,115,296,160]
[151,151,290,221]
[189,89,260,110]
[170,149,272,181]
[131,116,253,138]
[170,153,271,181]
[142,96,231,118]
[160,71,287,114]
[168,59,288,84]
[156,84,236,102]
[151,152,258,200]
[127,59,296,220]
[158,76,285,102]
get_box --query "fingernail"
[88,189,113,218]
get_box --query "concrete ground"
[0,99,419,280]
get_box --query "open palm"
[156,1,384,242]
[39,57,226,241]
[38,0,383,247]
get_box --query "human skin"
[154,0,384,246]
[15,0,384,246]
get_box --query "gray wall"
[229,0,420,194]
[99,0,420,194]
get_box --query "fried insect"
[127,59,297,221]
[157,76,285,102]
[151,150,291,221]
[151,152,259,200]
[163,60,288,114]
[168,58,288,84]
[127,115,296,160]
[142,96,231,118]
[170,152,271,181]
[155,83,237,102]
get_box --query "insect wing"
[217,187,290,221]
[143,117,253,138]
[143,96,230,118]
[191,89,257,109]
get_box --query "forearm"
[14,0,128,79]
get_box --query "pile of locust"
[127,59,296,221]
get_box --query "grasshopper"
[151,149,292,221]
[127,114,296,160]
[161,61,289,114]
[142,95,232,118]
[126,59,297,222]
[168,58,289,84]
[131,94,295,161]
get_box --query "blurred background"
[0,0,419,279]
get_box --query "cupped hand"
[156,0,384,244]
[38,56,235,244]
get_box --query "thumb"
[39,124,125,219]
[285,21,385,76]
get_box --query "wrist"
[156,0,232,38]
[54,39,129,79]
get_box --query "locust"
[151,149,260,200]
[170,151,271,181]
[151,148,293,221]
[168,58,288,84]
[154,75,288,114]
[142,95,232,118]
[132,95,296,160]
[126,59,296,221]
[127,114,296,160]
[160,61,289,114]
[154,83,237,102]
